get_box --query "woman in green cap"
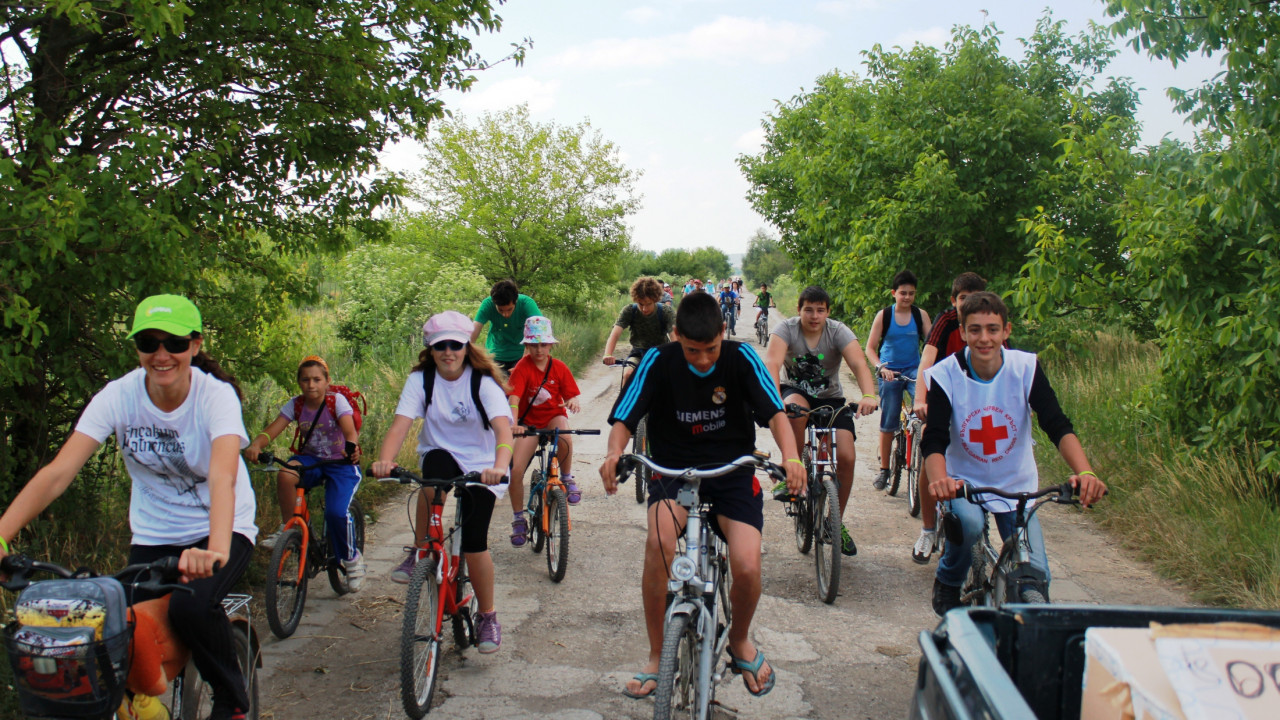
[0,294,257,720]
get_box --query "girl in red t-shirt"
[506,316,582,547]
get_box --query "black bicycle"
[782,402,852,604]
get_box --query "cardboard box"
[1081,627,1186,720]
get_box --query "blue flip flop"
[621,672,659,699]
[725,647,776,697]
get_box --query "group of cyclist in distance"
[0,264,1106,715]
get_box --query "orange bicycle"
[256,451,366,639]
[519,427,599,582]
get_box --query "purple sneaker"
[510,513,528,547]
[564,477,581,505]
[390,548,418,584]
[476,611,501,654]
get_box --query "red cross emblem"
[968,414,1009,455]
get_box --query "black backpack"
[878,305,925,347]
[422,365,491,431]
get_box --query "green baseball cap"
[126,294,203,338]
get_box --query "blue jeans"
[935,496,1050,588]
[877,375,914,432]
[290,455,361,562]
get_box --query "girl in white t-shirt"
[0,294,257,720]
[244,355,365,591]
[372,310,514,654]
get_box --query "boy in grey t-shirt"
[765,286,879,557]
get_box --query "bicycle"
[884,372,923,516]
[377,467,501,719]
[720,302,736,337]
[255,451,367,639]
[753,307,771,346]
[1,554,260,720]
[611,355,651,504]
[616,453,785,720]
[519,426,600,582]
[780,402,852,604]
[954,482,1079,607]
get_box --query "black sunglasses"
[134,334,194,354]
[431,340,465,352]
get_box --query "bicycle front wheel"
[653,610,699,720]
[546,487,570,582]
[906,434,923,518]
[963,538,993,607]
[401,555,442,719]
[793,450,814,554]
[1020,587,1047,604]
[327,496,367,595]
[814,477,842,604]
[529,473,546,553]
[265,527,307,639]
[888,428,905,496]
[633,417,650,504]
[179,621,259,720]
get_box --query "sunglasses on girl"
[431,340,465,352]
[134,334,194,354]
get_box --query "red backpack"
[289,385,367,455]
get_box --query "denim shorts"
[877,376,915,432]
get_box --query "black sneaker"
[872,468,890,491]
[932,578,962,617]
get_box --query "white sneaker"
[912,529,938,565]
[343,551,367,592]
[259,524,286,550]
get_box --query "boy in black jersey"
[600,292,805,700]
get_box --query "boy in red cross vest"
[921,292,1107,616]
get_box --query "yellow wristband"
[0,535,11,554]
[786,458,803,466]
[1079,470,1098,479]
[496,443,513,452]
[863,394,877,399]
[255,432,271,442]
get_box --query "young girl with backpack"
[244,355,366,590]
[371,310,514,653]
[506,316,583,547]
[0,294,256,720]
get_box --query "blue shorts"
[877,376,915,432]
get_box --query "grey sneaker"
[342,551,367,592]
[872,468,890,491]
[390,548,418,584]
[476,610,501,654]
[259,524,286,550]
[912,529,938,565]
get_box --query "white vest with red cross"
[931,348,1038,512]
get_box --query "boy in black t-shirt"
[600,292,805,700]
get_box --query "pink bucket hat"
[422,310,472,347]
[521,316,558,344]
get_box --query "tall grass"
[1038,332,1280,609]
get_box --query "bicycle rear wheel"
[529,472,546,553]
[179,622,259,720]
[793,450,814,554]
[888,427,905,496]
[814,477,842,604]
[756,316,768,345]
[633,417,650,504]
[327,496,367,595]
[264,527,307,639]
[451,556,477,650]
[400,555,442,719]
[546,487,570,582]
[653,609,699,720]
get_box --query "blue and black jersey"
[609,340,784,469]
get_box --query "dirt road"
[256,296,1188,720]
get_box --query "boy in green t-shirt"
[471,280,542,373]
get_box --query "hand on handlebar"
[1070,472,1108,508]
[481,467,507,486]
[784,458,805,496]
[930,474,963,502]
[243,444,263,463]
[878,366,896,381]
[371,459,398,478]
[178,548,227,581]
[599,453,622,495]
[856,395,879,417]
[912,399,928,421]
[602,356,616,366]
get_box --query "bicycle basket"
[5,622,133,719]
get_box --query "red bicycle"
[378,467,498,719]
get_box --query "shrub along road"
[255,297,1189,719]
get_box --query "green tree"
[739,14,1135,318]
[0,0,518,486]
[741,229,794,287]
[1017,1,1280,469]
[413,104,641,310]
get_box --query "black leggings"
[421,449,497,553]
[127,533,254,712]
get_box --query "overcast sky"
[380,0,1222,255]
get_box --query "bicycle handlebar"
[615,453,785,485]
[518,427,602,436]
[960,482,1079,505]
[375,467,508,489]
[785,402,857,423]
[257,450,353,469]
[0,554,192,595]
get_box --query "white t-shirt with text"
[393,366,513,498]
[76,367,258,546]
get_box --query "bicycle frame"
[527,431,570,534]
[418,487,471,630]
[957,483,1075,606]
